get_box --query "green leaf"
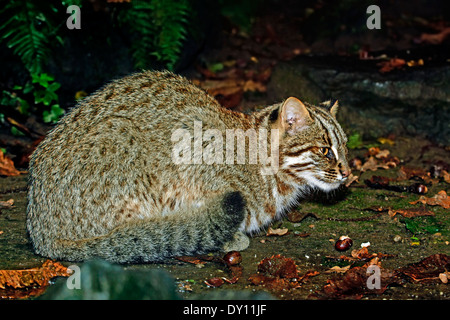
[402,216,441,235]
[11,126,25,137]
[347,132,364,149]
[48,82,61,92]
[43,104,65,123]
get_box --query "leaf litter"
[0,260,72,299]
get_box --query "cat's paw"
[223,231,250,252]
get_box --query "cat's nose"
[341,168,351,178]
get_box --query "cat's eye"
[320,147,329,156]
[320,147,334,159]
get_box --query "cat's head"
[273,97,351,192]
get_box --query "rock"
[267,56,450,144]
[40,260,181,300]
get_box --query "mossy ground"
[0,136,448,300]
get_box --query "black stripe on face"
[314,111,343,153]
[289,162,314,169]
[269,107,279,122]
[284,146,316,158]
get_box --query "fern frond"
[122,0,191,71]
[0,1,56,74]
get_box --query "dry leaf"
[0,199,14,209]
[345,173,359,187]
[325,265,351,274]
[388,206,435,218]
[397,166,438,185]
[175,256,207,265]
[377,58,406,73]
[258,255,298,278]
[407,59,424,67]
[375,149,390,159]
[397,254,450,283]
[418,27,450,44]
[377,137,395,145]
[409,190,450,209]
[0,150,21,177]
[360,156,391,172]
[266,227,289,236]
[441,170,450,183]
[248,255,317,291]
[439,272,449,284]
[0,260,71,299]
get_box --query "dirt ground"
[0,134,449,300]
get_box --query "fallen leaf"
[397,166,438,184]
[345,173,359,187]
[258,255,298,278]
[175,256,207,265]
[388,206,435,218]
[377,58,406,73]
[409,190,450,209]
[0,260,71,299]
[266,227,289,236]
[397,254,450,283]
[441,170,450,183]
[377,137,395,145]
[0,150,21,177]
[360,156,391,172]
[325,265,351,274]
[204,277,224,287]
[417,27,450,44]
[312,263,399,299]
[248,255,317,291]
[0,199,14,209]
[439,272,449,284]
[406,59,424,67]
[286,211,319,223]
[375,149,390,159]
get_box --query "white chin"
[309,177,342,192]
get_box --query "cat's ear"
[329,100,339,118]
[278,97,312,135]
[320,99,339,118]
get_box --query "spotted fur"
[27,71,350,263]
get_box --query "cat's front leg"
[223,231,250,252]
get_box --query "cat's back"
[65,70,224,127]
[32,70,245,170]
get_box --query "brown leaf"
[175,256,207,265]
[313,264,399,299]
[0,260,71,299]
[360,156,391,172]
[388,206,435,218]
[266,227,289,236]
[377,58,406,73]
[397,254,450,283]
[286,211,319,223]
[409,190,450,209]
[0,150,21,177]
[204,277,224,287]
[258,255,298,278]
[397,166,438,185]
[345,173,359,187]
[441,170,450,183]
[417,27,450,44]
[0,199,14,209]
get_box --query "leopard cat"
[27,70,350,263]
